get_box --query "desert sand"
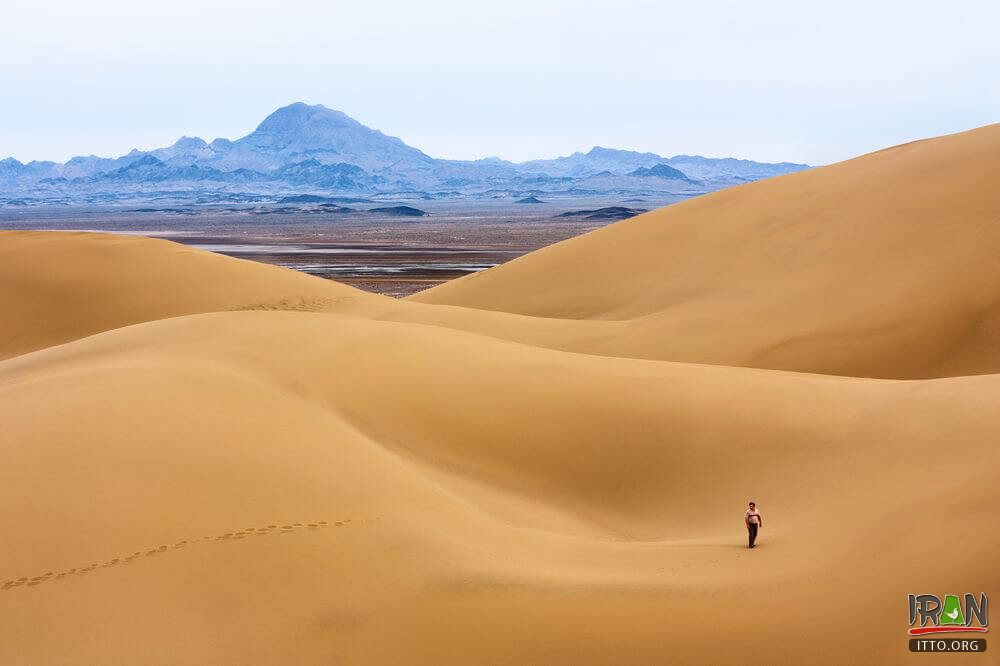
[1,125,998,665]
[414,124,1000,379]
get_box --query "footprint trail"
[2,519,355,592]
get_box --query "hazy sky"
[1,0,997,165]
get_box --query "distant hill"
[209,103,435,174]
[519,147,665,177]
[518,146,806,183]
[664,154,809,181]
[516,196,545,204]
[276,194,374,204]
[558,206,647,220]
[0,103,810,204]
[628,164,691,180]
[367,205,427,217]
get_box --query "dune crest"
[0,231,386,360]
[413,124,1000,378]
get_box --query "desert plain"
[1,124,999,664]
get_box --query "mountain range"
[0,102,809,204]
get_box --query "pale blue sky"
[1,0,997,165]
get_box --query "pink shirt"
[746,508,761,525]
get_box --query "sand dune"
[413,124,1000,379]
[2,125,999,664]
[0,231,385,360]
[2,310,997,664]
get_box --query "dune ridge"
[412,123,1000,379]
[2,124,999,664]
[0,230,386,360]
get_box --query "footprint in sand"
[4,518,356,592]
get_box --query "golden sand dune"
[413,124,1000,379]
[1,125,998,664]
[2,311,997,664]
[0,231,385,360]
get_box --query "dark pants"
[748,523,758,548]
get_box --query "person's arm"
[758,513,763,528]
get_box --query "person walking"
[745,501,762,548]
